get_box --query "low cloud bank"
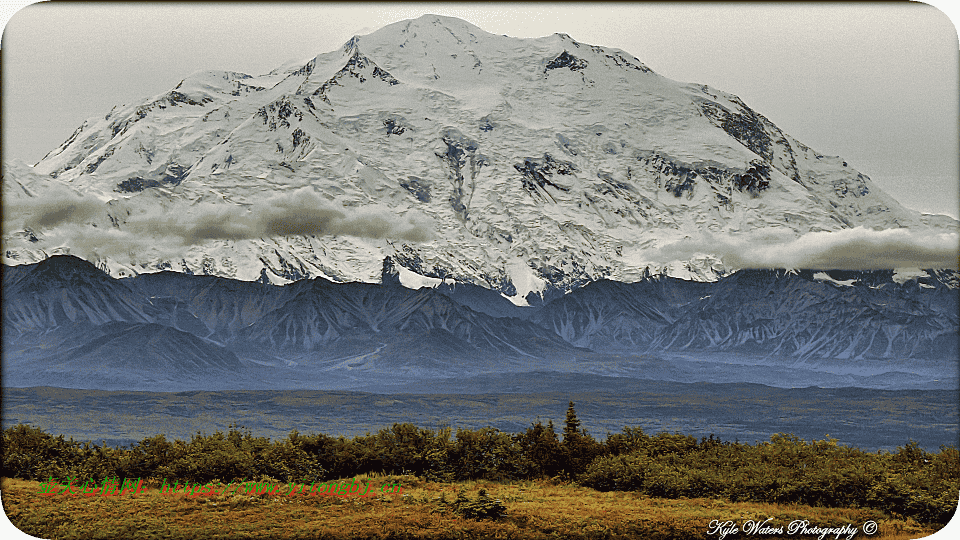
[3,190,106,231]
[4,187,434,262]
[651,227,959,270]
[121,189,433,244]
[7,188,432,243]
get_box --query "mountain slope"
[651,270,959,361]
[2,255,157,334]
[530,277,711,350]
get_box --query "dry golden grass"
[1,476,943,539]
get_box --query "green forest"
[3,403,957,525]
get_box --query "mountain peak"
[357,13,492,45]
[403,13,488,32]
[343,35,360,52]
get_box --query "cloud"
[3,190,106,232]
[37,226,178,264]
[7,187,434,245]
[650,227,959,270]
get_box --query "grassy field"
[1,475,944,540]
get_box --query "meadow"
[2,475,944,539]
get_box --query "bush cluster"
[3,402,957,524]
[434,488,508,520]
[579,432,960,524]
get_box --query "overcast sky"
[2,2,959,218]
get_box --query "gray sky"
[3,2,959,218]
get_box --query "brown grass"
[1,476,943,539]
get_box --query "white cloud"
[3,189,106,232]
[118,189,434,244]
[650,227,959,270]
[4,187,435,263]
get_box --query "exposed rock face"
[2,15,954,303]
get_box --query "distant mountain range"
[3,255,955,392]
[3,14,955,303]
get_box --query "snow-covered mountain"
[3,15,956,304]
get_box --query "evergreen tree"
[563,401,582,442]
[560,401,602,479]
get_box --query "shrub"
[579,451,651,492]
[515,420,563,479]
[435,488,507,520]
[605,426,650,456]
[448,427,524,481]
[366,423,451,477]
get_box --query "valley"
[3,378,956,452]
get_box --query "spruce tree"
[561,401,601,479]
[563,401,582,442]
